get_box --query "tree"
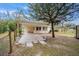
[15,9,24,37]
[0,20,8,33]
[28,3,79,38]
[65,23,76,29]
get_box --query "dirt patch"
[47,44,73,51]
[10,34,79,56]
[35,51,42,56]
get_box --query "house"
[21,20,51,33]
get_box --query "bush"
[0,22,8,33]
[0,20,17,33]
[8,21,16,31]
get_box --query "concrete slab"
[39,40,47,45]
[26,42,33,47]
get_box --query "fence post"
[8,30,12,54]
[14,23,17,41]
[19,23,22,37]
[14,30,16,41]
[16,23,17,37]
[76,26,77,39]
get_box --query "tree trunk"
[8,30,12,54]
[51,22,55,38]
[14,30,16,41]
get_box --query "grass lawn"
[55,30,75,37]
[0,32,14,56]
[0,31,79,56]
[0,32,8,38]
[11,34,79,56]
[0,32,9,56]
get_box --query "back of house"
[21,20,51,34]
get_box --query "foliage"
[0,20,16,33]
[0,20,8,33]
[7,20,16,31]
[28,3,79,37]
[64,23,76,29]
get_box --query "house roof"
[22,20,49,26]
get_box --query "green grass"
[55,30,75,37]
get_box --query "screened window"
[43,27,47,31]
[36,27,41,31]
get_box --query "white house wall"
[22,23,51,34]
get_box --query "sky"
[0,3,29,16]
[0,3,30,20]
[0,3,79,25]
[0,3,28,11]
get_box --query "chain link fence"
[0,34,9,56]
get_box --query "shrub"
[8,21,16,31]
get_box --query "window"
[39,27,41,30]
[36,27,38,30]
[36,27,41,31]
[43,27,47,31]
